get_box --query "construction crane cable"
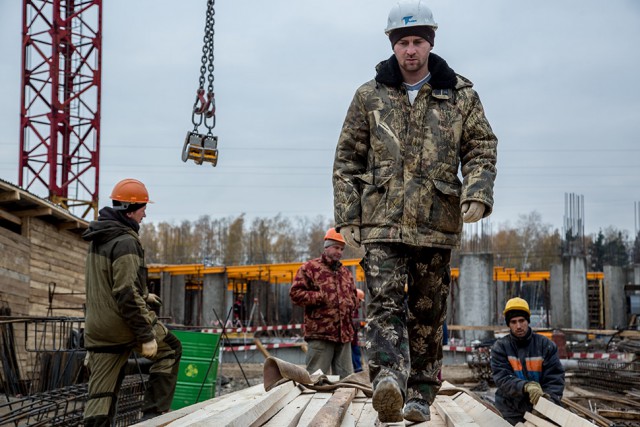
[183,0,219,166]
[192,0,216,132]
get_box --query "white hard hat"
[385,0,438,35]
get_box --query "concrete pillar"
[457,253,494,340]
[603,265,626,329]
[159,272,172,320]
[202,272,227,327]
[167,275,185,324]
[496,281,507,324]
[549,264,565,328]
[634,265,640,287]
[566,256,588,329]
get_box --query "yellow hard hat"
[503,297,530,316]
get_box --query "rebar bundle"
[0,375,147,427]
[467,346,494,383]
[572,359,640,394]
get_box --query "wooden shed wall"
[0,218,87,317]
[0,218,87,383]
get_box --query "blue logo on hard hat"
[402,15,417,25]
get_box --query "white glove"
[339,225,361,248]
[461,201,485,223]
[140,339,158,358]
[146,293,162,306]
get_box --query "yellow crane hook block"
[182,131,218,166]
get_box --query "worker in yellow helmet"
[490,297,565,425]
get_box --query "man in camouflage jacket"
[332,1,497,423]
[290,229,358,378]
[83,179,182,426]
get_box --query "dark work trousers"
[361,243,451,405]
[84,330,182,426]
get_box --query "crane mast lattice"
[20,0,102,219]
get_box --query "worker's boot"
[372,377,404,423]
[403,398,431,422]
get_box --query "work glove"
[524,381,544,405]
[146,293,162,306]
[140,339,158,358]
[461,201,485,223]
[339,225,361,248]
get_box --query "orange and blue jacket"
[490,328,565,419]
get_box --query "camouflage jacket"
[333,53,498,248]
[82,207,157,351]
[290,254,358,343]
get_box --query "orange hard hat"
[110,178,152,204]
[324,227,346,245]
[356,289,365,301]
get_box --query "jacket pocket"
[356,171,392,226]
[426,179,462,234]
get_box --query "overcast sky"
[1,1,639,237]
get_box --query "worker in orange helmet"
[490,297,565,425]
[290,227,359,378]
[83,179,182,426]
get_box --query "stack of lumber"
[134,381,514,426]
[132,376,598,426]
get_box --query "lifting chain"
[182,0,218,166]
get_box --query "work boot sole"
[403,405,431,422]
[372,378,404,423]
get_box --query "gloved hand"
[524,381,544,405]
[140,339,158,358]
[146,293,162,306]
[339,225,361,248]
[461,201,485,223]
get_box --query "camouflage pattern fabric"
[333,53,497,249]
[361,243,450,405]
[290,254,358,344]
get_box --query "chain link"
[192,0,216,134]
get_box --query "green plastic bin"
[170,330,221,410]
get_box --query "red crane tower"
[19,0,102,219]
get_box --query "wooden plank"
[0,191,20,202]
[339,403,356,427]
[561,399,611,427]
[262,393,314,427]
[452,392,510,426]
[0,208,22,225]
[133,384,266,426]
[524,412,558,427]
[308,387,357,427]
[534,397,595,427]
[14,207,52,217]
[188,381,296,426]
[355,399,378,427]
[297,393,333,427]
[163,384,270,426]
[596,409,640,420]
[432,395,476,426]
[250,384,303,427]
[349,399,366,421]
[58,220,83,230]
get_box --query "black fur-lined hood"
[374,52,461,90]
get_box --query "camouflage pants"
[361,243,451,405]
